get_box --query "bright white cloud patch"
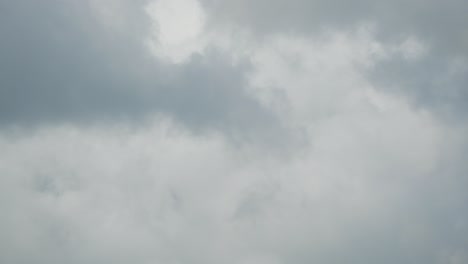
[247,28,390,126]
[146,0,207,63]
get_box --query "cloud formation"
[1,0,468,263]
[202,0,468,118]
[0,0,283,144]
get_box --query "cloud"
[201,0,468,54]
[145,0,207,63]
[1,0,468,263]
[1,100,467,263]
[0,0,286,145]
[201,0,468,118]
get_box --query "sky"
[1,0,468,263]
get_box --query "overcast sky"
[1,0,468,263]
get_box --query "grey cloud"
[202,0,468,54]
[201,0,468,118]
[0,0,285,144]
[369,53,468,120]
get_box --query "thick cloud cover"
[202,0,468,118]
[0,0,284,143]
[1,0,468,263]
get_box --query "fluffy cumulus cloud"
[1,0,468,263]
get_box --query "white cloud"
[1,82,465,263]
[146,0,207,64]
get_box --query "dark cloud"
[0,0,285,144]
[369,53,468,120]
[202,0,468,54]
[0,0,152,125]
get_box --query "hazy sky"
[1,0,468,263]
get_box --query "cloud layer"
[1,0,468,263]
